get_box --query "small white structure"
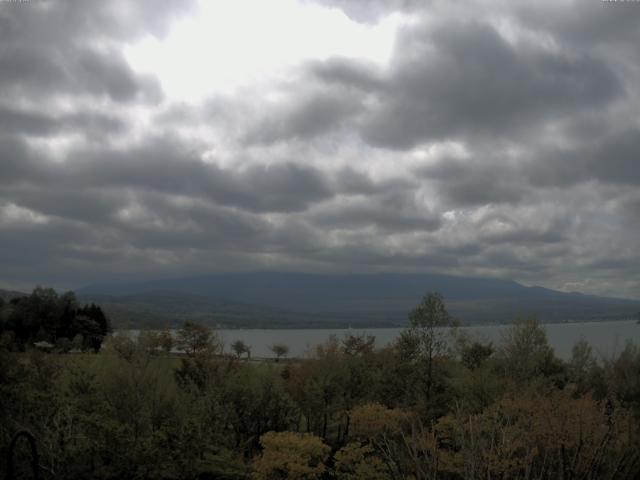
[33,340,54,351]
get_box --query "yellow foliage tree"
[252,431,330,480]
[348,403,434,478]
[334,442,389,480]
[349,403,408,439]
[434,391,639,479]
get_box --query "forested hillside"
[2,293,639,479]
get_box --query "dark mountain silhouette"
[78,272,640,328]
[0,288,27,301]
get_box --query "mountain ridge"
[77,272,640,328]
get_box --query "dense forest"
[0,287,111,352]
[1,292,640,479]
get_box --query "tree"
[71,333,84,351]
[136,328,174,354]
[460,340,494,370]
[252,431,330,480]
[606,341,640,411]
[176,321,220,356]
[568,339,599,395]
[138,330,173,355]
[72,314,103,352]
[433,391,639,479]
[231,339,251,359]
[157,328,173,353]
[498,317,559,383]
[0,287,111,351]
[55,336,72,353]
[342,333,375,356]
[78,303,111,336]
[405,292,454,402]
[270,343,290,362]
[348,403,415,478]
[108,332,138,361]
[334,442,389,480]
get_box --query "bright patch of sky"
[124,0,405,102]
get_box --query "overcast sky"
[1,0,639,298]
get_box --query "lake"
[215,320,639,360]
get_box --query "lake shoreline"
[119,316,639,331]
[120,320,639,360]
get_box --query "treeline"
[0,287,111,352]
[1,293,640,479]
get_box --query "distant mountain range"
[0,289,27,302]
[76,272,640,329]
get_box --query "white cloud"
[0,203,50,226]
[124,0,406,101]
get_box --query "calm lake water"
[215,320,639,360]
[123,320,639,360]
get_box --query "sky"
[1,0,639,298]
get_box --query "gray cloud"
[0,45,162,104]
[0,1,175,104]
[309,58,385,92]
[515,1,640,54]
[0,106,126,139]
[306,0,424,23]
[359,21,621,149]
[0,185,125,225]
[0,0,639,300]
[244,89,365,145]
[1,136,335,213]
[527,129,640,188]
[311,194,442,233]
[333,168,415,196]
[418,158,529,207]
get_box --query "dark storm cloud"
[616,195,640,229]
[358,21,622,149]
[230,162,334,212]
[418,158,529,207]
[0,45,162,104]
[0,136,43,185]
[244,90,364,145]
[77,147,333,213]
[239,60,386,146]
[107,191,272,251]
[527,129,640,188]
[0,106,125,138]
[0,0,185,103]
[73,48,162,104]
[0,184,127,225]
[2,137,334,214]
[311,195,442,233]
[0,47,65,93]
[312,245,463,271]
[0,216,98,268]
[259,18,621,151]
[0,0,196,44]
[479,221,567,246]
[309,58,385,92]
[515,1,640,52]
[0,107,57,137]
